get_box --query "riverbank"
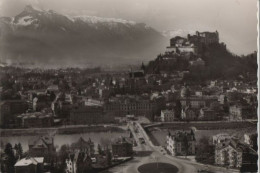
[146,127,256,147]
[0,124,127,137]
[143,121,257,130]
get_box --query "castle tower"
[216,30,219,43]
[141,62,145,71]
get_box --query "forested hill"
[145,41,257,82]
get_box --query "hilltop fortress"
[144,30,251,79]
[166,31,219,55]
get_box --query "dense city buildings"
[181,106,197,120]
[160,109,175,122]
[180,95,218,109]
[16,111,53,128]
[69,105,107,125]
[0,100,28,127]
[199,108,217,120]
[229,103,255,121]
[104,95,160,120]
[0,28,257,173]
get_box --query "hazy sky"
[0,0,257,55]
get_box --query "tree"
[50,92,56,102]
[176,48,180,54]
[58,144,70,171]
[141,62,146,72]
[97,144,104,155]
[14,143,23,160]
[4,143,16,173]
[227,91,242,102]
[182,136,189,158]
[195,136,215,164]
[210,102,220,111]
[175,100,182,120]
[17,143,23,158]
[129,130,133,138]
[105,147,112,166]
[14,144,18,158]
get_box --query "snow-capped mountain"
[162,29,196,38]
[6,5,137,31]
[0,5,168,67]
[70,15,136,25]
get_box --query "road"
[0,124,127,137]
[105,121,239,173]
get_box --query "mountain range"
[0,5,168,68]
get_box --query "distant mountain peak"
[23,5,41,13]
[0,5,168,67]
[72,15,136,25]
[15,5,137,28]
[24,5,34,11]
[162,29,196,38]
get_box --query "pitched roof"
[216,139,257,154]
[28,136,53,148]
[168,130,196,142]
[14,157,44,167]
[71,137,94,149]
[113,136,132,145]
[161,109,174,114]
[32,139,48,149]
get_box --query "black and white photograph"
[0,0,258,173]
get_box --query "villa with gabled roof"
[28,136,56,162]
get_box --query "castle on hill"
[166,31,219,54]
